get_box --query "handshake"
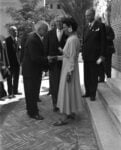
[47,47,63,63]
[47,56,57,63]
[47,55,63,63]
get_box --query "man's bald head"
[9,26,17,37]
[85,8,95,23]
[34,21,49,37]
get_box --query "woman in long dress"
[0,39,7,99]
[0,40,4,82]
[54,17,83,126]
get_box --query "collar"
[89,20,95,28]
[35,32,43,41]
[57,28,63,33]
[10,35,15,41]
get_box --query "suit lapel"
[84,21,98,41]
[51,29,65,43]
[55,29,64,42]
[55,30,59,42]
[84,26,92,41]
[60,32,65,42]
[34,33,41,42]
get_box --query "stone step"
[84,97,121,150]
[98,83,121,135]
[106,78,121,97]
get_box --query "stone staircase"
[82,78,121,150]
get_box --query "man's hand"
[58,47,63,53]
[96,57,102,65]
[67,72,72,82]
[1,65,6,69]
[47,56,57,63]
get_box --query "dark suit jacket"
[82,21,106,61]
[105,26,115,55]
[5,36,20,68]
[44,29,67,57]
[22,32,48,77]
[0,40,10,69]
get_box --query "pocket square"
[95,28,100,31]
[92,28,100,32]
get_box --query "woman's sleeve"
[65,38,78,72]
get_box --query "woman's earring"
[68,27,72,32]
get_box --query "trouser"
[105,55,112,78]
[23,74,42,116]
[98,55,112,81]
[7,66,20,95]
[98,62,105,81]
[84,61,98,97]
[49,62,62,108]
[0,82,7,98]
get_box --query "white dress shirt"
[56,29,63,41]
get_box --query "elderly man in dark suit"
[44,17,67,112]
[98,24,115,82]
[22,21,48,120]
[82,8,106,101]
[5,26,21,98]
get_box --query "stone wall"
[0,0,21,37]
[111,0,121,72]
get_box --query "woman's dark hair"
[62,17,78,32]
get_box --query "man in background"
[82,8,106,101]
[5,26,21,98]
[44,16,67,112]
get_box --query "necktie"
[57,30,62,41]
[88,23,91,29]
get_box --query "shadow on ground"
[0,95,98,150]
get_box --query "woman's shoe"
[53,119,68,126]
[53,107,59,112]
[67,113,76,120]
[8,94,15,99]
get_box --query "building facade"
[110,0,121,77]
[45,0,65,17]
[0,0,65,37]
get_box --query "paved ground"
[0,63,99,150]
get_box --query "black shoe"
[13,92,22,95]
[47,92,51,96]
[90,96,96,101]
[98,80,105,83]
[53,107,59,112]
[37,98,42,102]
[29,114,44,120]
[82,94,90,98]
[8,94,16,99]
[0,97,6,101]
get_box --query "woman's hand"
[57,55,63,60]
[67,72,72,82]
[96,56,105,65]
